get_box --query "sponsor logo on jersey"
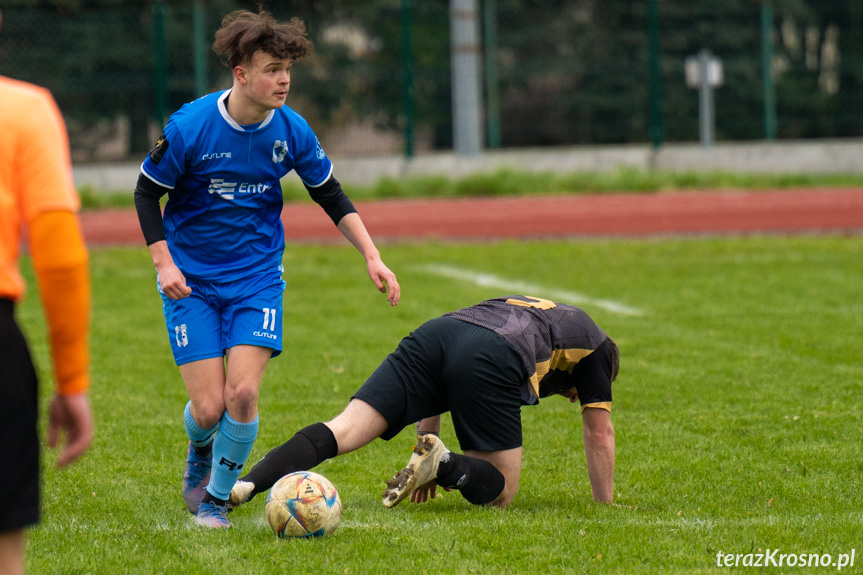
[272,140,288,163]
[207,178,238,200]
[315,138,326,159]
[253,331,279,340]
[149,132,169,165]
[202,151,232,161]
[208,178,271,200]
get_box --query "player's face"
[241,50,292,111]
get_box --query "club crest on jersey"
[149,131,169,165]
[272,140,288,163]
[175,324,188,348]
[315,139,326,160]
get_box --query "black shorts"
[353,317,527,451]
[0,299,40,532]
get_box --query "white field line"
[418,264,644,317]
[39,511,862,534]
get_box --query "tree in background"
[0,0,860,159]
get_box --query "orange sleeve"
[0,79,78,302]
[18,86,79,221]
[28,211,90,395]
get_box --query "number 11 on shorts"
[262,307,277,331]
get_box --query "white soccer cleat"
[229,480,255,508]
[382,433,448,508]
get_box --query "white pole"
[451,0,483,155]
[698,49,715,147]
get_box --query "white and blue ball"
[265,471,341,538]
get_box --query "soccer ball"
[265,471,342,538]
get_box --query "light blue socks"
[206,411,259,500]
[184,401,218,450]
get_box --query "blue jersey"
[141,89,332,281]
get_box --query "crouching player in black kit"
[230,295,618,509]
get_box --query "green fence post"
[153,0,167,126]
[194,0,208,98]
[401,0,415,159]
[483,0,501,149]
[761,1,777,140]
[647,0,663,149]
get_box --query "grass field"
[17,234,863,574]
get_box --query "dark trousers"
[0,298,40,531]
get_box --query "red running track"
[80,188,863,246]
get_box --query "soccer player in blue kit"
[133,8,400,528]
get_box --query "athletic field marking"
[39,510,862,535]
[418,264,644,316]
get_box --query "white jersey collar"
[218,89,276,131]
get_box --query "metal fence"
[0,1,859,162]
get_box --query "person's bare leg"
[324,399,389,453]
[178,357,226,514]
[223,345,271,422]
[0,530,25,575]
[201,346,270,512]
[231,399,387,506]
[179,357,227,430]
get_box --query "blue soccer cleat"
[182,441,212,514]
[195,500,232,529]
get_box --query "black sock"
[435,453,506,505]
[239,422,338,498]
[193,439,213,458]
[200,492,226,507]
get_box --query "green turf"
[16,235,862,574]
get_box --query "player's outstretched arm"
[28,211,95,466]
[336,213,400,306]
[582,407,615,503]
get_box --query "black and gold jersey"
[443,295,613,409]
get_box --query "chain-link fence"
[1,1,859,162]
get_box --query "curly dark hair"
[212,8,313,69]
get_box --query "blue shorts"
[160,265,286,366]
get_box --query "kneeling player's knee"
[459,465,506,506]
[437,453,506,506]
[490,485,516,508]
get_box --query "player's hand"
[157,263,192,300]
[47,392,94,467]
[367,259,400,306]
[559,386,579,403]
[409,480,450,504]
